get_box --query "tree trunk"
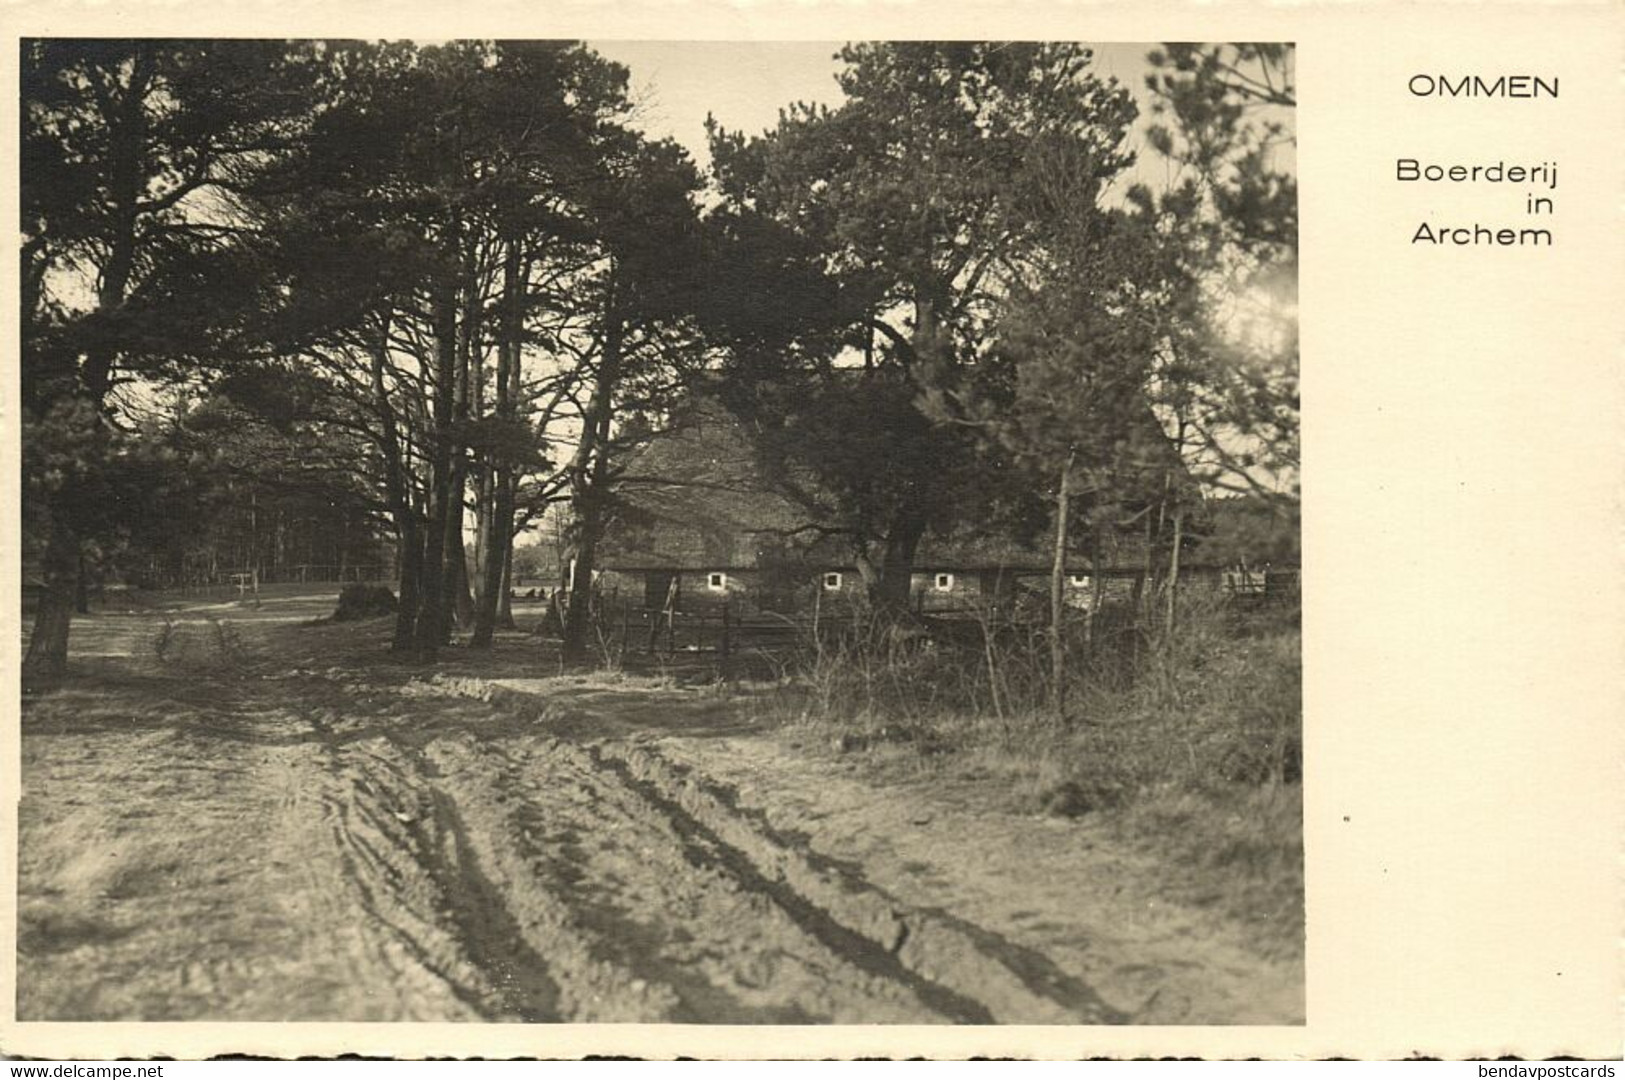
[857,280,943,616]
[1049,451,1075,720]
[449,536,475,634]
[561,273,624,666]
[23,512,81,693]
[413,253,460,662]
[470,342,490,606]
[1137,509,1154,608]
[497,285,523,636]
[497,289,524,635]
[394,517,423,653]
[471,473,516,648]
[370,314,420,653]
[496,530,516,630]
[1166,497,1185,636]
[868,508,927,616]
[441,257,479,640]
[1164,418,1190,638]
[25,60,148,683]
[561,498,607,666]
[1085,525,1105,649]
[472,461,490,607]
[911,287,938,370]
[75,551,91,615]
[472,237,523,648]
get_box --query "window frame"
[933,572,954,592]
[707,571,727,591]
[822,571,843,590]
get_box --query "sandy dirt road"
[17,597,1302,1024]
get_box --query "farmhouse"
[595,397,1210,617]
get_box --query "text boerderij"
[1396,159,1558,188]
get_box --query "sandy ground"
[16,593,1303,1024]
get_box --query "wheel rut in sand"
[303,708,566,1021]
[423,786,566,1021]
[58,610,1132,1023]
[405,726,949,1023]
[584,744,995,1024]
[72,611,1122,1024]
[405,674,1128,1024]
[286,667,1014,1022]
[23,605,1300,1023]
[590,739,1127,1025]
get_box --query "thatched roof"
[601,409,823,570]
[599,394,1193,574]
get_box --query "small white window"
[933,572,954,591]
[707,572,727,591]
[823,572,842,590]
[1069,574,1090,588]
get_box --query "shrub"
[332,583,397,622]
[750,591,1304,951]
[763,593,1301,797]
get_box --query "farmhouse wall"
[909,571,984,612]
[599,563,1254,620]
[600,568,792,613]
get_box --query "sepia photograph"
[16,39,1300,1027]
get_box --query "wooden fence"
[567,569,1300,671]
[606,601,807,662]
[584,598,1120,664]
[1225,568,1300,606]
[129,564,393,594]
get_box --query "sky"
[586,40,1198,198]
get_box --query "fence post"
[721,601,732,666]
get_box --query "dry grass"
[747,595,1304,956]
